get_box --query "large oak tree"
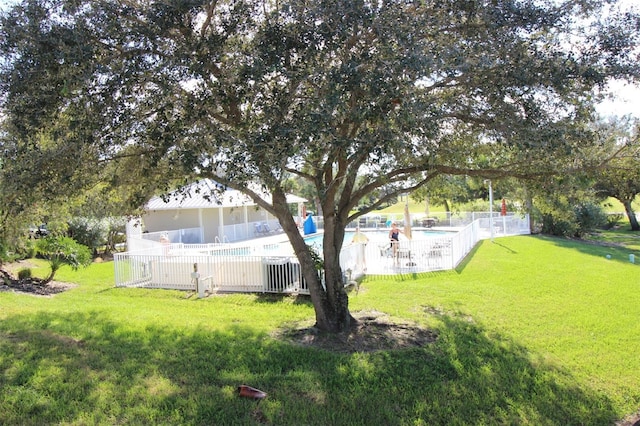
[1,0,638,331]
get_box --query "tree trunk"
[272,191,353,333]
[317,239,354,332]
[43,268,56,285]
[523,186,535,234]
[623,200,640,231]
[284,222,353,332]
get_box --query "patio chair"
[421,242,445,267]
[254,223,267,236]
[399,247,416,266]
[261,222,277,234]
[379,245,392,258]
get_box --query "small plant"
[24,239,37,259]
[604,213,624,230]
[17,268,32,280]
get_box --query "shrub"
[67,216,127,255]
[23,239,37,259]
[604,213,624,230]
[574,202,608,236]
[0,240,9,264]
[541,212,578,237]
[541,201,607,238]
[17,268,32,280]
[35,236,92,284]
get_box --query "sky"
[596,80,640,119]
[0,0,637,119]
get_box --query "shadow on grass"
[0,309,620,425]
[253,293,314,306]
[454,241,483,273]
[364,269,459,283]
[490,240,519,254]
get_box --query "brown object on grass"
[238,385,267,399]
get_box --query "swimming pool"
[303,230,452,246]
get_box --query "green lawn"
[585,229,640,251]
[1,235,639,425]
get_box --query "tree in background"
[0,124,122,259]
[1,0,638,332]
[0,126,73,260]
[412,174,509,215]
[592,120,640,231]
[67,183,130,255]
[522,168,611,237]
[35,236,92,284]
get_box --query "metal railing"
[357,224,475,274]
[114,248,313,294]
[133,228,204,249]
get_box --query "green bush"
[605,213,624,229]
[23,239,37,259]
[0,240,8,264]
[541,212,578,237]
[67,216,127,255]
[541,201,607,238]
[4,238,37,262]
[17,268,32,280]
[574,202,608,236]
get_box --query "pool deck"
[244,226,463,275]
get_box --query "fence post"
[192,263,204,298]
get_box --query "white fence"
[347,211,529,230]
[133,228,204,249]
[222,220,283,242]
[114,243,313,294]
[114,214,530,294]
[359,221,479,274]
[348,213,529,275]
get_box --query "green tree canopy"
[1,0,638,331]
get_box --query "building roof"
[145,179,306,211]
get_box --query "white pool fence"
[114,213,530,294]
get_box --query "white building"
[129,179,306,246]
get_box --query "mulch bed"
[278,310,438,354]
[0,266,76,296]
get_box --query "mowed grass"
[1,235,639,425]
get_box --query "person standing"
[388,222,403,261]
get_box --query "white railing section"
[219,220,284,243]
[114,247,312,294]
[136,228,204,247]
[362,233,459,273]
[450,220,480,269]
[348,211,527,230]
[114,215,530,292]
